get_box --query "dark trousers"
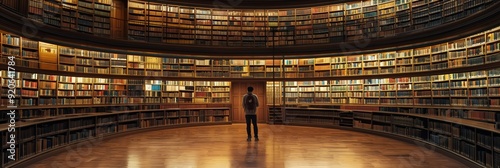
[245,115,258,138]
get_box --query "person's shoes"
[255,137,259,141]
[247,138,251,141]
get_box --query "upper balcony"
[0,0,499,58]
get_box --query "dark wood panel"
[111,0,126,39]
[0,0,26,14]
[232,81,266,123]
[39,42,57,70]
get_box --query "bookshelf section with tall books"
[0,70,231,122]
[128,1,167,42]
[212,9,229,46]
[116,0,498,47]
[9,0,495,47]
[163,80,231,104]
[27,0,112,36]
[266,67,500,110]
[0,34,22,68]
[20,38,39,69]
[210,81,231,103]
[1,26,500,79]
[266,81,283,123]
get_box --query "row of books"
[0,107,230,165]
[285,107,500,167]
[0,24,498,69]
[129,1,491,47]
[28,0,112,36]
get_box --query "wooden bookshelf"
[23,0,498,47]
[0,34,22,69]
[265,67,500,112]
[2,68,500,112]
[28,0,112,36]
[0,107,230,167]
[0,70,231,121]
[274,106,500,167]
[0,0,489,59]
[0,10,500,163]
[122,0,497,46]
[0,24,486,79]
[0,25,498,111]
[0,1,499,167]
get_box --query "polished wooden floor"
[26,124,468,168]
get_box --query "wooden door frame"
[231,81,267,123]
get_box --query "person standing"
[243,86,259,141]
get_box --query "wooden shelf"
[0,107,230,167]
[275,107,500,168]
[20,0,497,47]
[27,0,112,36]
[4,26,500,79]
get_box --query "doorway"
[231,81,267,123]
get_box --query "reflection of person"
[243,86,259,141]
[245,142,258,165]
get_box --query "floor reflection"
[27,124,467,168]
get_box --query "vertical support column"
[271,27,275,124]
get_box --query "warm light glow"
[126,151,140,167]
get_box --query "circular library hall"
[0,0,499,167]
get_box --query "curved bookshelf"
[0,108,231,168]
[0,0,499,56]
[0,26,499,125]
[0,26,499,117]
[0,1,498,167]
[277,107,500,168]
[22,0,497,46]
[0,25,499,132]
[1,26,499,79]
[0,69,232,123]
[264,65,500,107]
[125,0,497,47]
